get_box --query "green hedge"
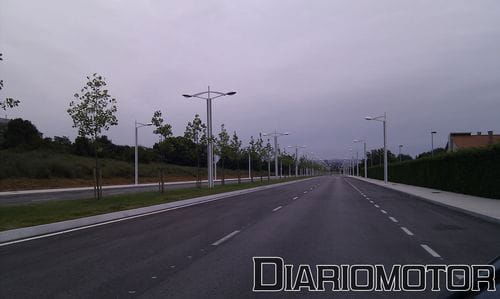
[365,144,500,199]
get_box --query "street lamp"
[431,131,437,157]
[288,145,306,177]
[263,130,289,178]
[183,86,236,188]
[354,139,367,178]
[398,144,403,162]
[365,113,388,183]
[135,121,153,185]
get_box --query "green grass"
[0,177,304,231]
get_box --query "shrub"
[366,144,500,199]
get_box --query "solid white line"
[421,244,441,258]
[374,204,380,208]
[389,216,398,223]
[272,206,282,212]
[400,227,414,236]
[293,197,298,200]
[212,230,240,246]
[380,209,387,214]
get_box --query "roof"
[451,134,500,149]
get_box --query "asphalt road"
[1,176,499,298]
[0,177,267,205]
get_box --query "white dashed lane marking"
[421,244,441,258]
[272,206,282,212]
[400,227,414,236]
[389,216,398,223]
[212,230,240,246]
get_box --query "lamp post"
[135,121,152,185]
[399,144,403,162]
[263,130,289,178]
[431,131,437,157]
[183,87,236,188]
[354,139,367,178]
[365,113,388,183]
[288,145,306,177]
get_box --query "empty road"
[1,176,499,298]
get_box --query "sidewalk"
[349,176,500,224]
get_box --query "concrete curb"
[0,177,314,245]
[347,176,500,225]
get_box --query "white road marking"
[374,204,380,208]
[272,206,283,212]
[366,197,370,200]
[389,216,398,223]
[293,196,298,200]
[212,230,241,246]
[151,276,157,279]
[380,210,387,214]
[303,191,308,194]
[369,201,374,204]
[421,244,441,258]
[400,227,414,236]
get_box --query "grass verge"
[0,177,305,231]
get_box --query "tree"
[184,114,207,186]
[151,110,173,141]
[229,131,242,183]
[3,118,42,149]
[0,53,20,113]
[263,139,273,181]
[216,124,230,185]
[67,73,118,199]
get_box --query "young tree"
[263,139,273,181]
[184,114,206,186]
[229,131,242,183]
[0,53,20,113]
[151,110,173,142]
[247,136,257,182]
[67,73,118,199]
[216,124,230,185]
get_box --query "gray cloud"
[1,0,499,158]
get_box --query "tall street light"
[263,130,289,178]
[353,139,367,178]
[135,121,152,185]
[431,131,437,157]
[183,87,236,188]
[288,145,306,177]
[365,113,388,183]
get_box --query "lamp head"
[226,91,237,96]
[365,116,373,120]
[182,94,192,98]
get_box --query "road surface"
[1,176,499,298]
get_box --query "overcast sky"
[1,0,499,159]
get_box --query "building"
[446,131,500,152]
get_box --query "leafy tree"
[184,114,207,185]
[229,131,242,183]
[67,73,118,199]
[3,118,42,149]
[0,53,20,113]
[416,148,446,159]
[151,110,173,141]
[216,124,230,185]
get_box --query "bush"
[366,144,500,199]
